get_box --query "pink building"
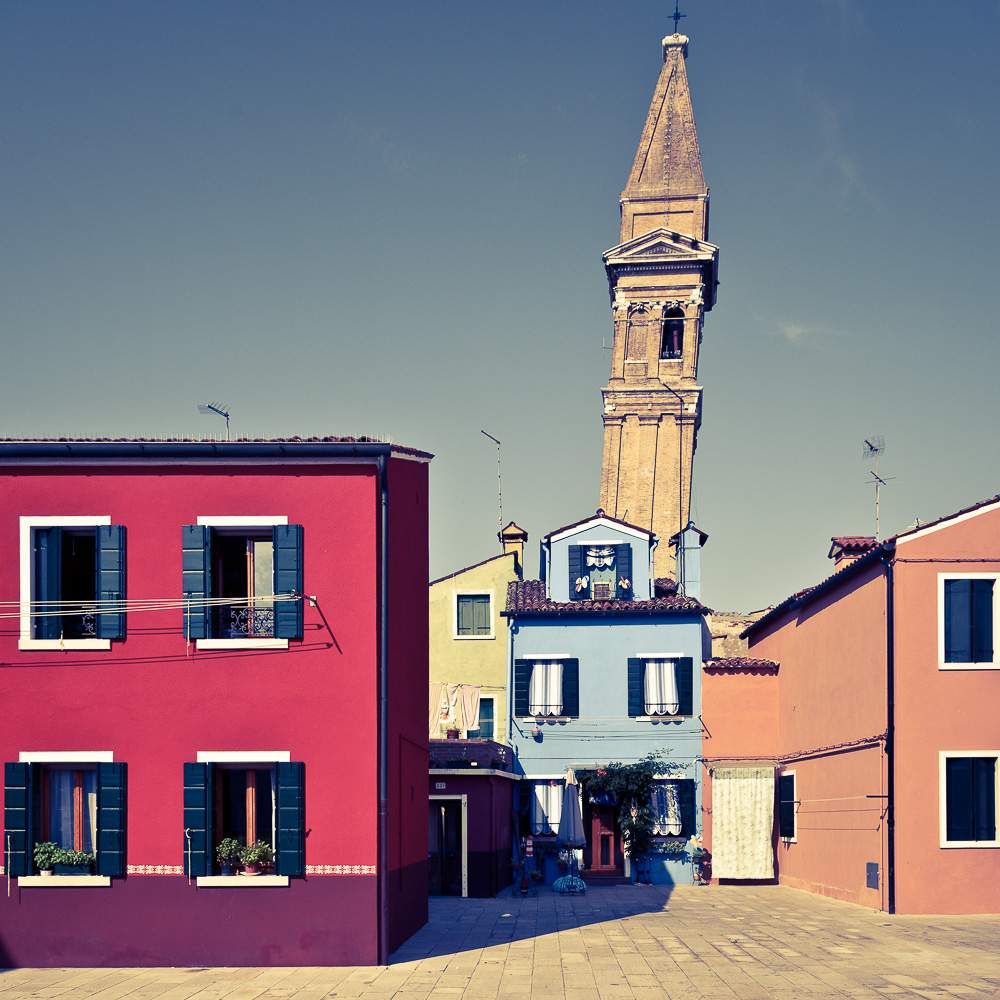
[1,438,430,966]
[702,495,1000,914]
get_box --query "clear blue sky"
[3,1,998,612]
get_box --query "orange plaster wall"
[890,505,1000,914]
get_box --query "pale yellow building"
[428,523,526,744]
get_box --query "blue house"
[503,511,710,884]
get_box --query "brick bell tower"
[598,31,719,583]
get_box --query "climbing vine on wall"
[576,753,675,861]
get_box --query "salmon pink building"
[0,437,430,967]
[702,495,1000,914]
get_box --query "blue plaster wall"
[546,522,655,601]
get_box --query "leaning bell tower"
[599,31,719,582]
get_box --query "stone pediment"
[603,227,718,264]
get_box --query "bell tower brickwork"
[599,33,719,582]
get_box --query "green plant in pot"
[216,837,243,875]
[661,840,686,858]
[239,840,274,875]
[33,841,63,875]
[55,849,95,875]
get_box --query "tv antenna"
[862,436,894,541]
[198,402,231,441]
[481,430,504,554]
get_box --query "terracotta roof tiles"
[504,579,709,615]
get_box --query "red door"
[589,805,623,874]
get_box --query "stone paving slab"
[2,886,1000,999]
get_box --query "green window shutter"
[514,659,530,716]
[183,762,213,877]
[678,779,696,837]
[181,526,211,640]
[4,762,35,878]
[457,596,473,636]
[944,579,972,662]
[472,595,490,636]
[568,545,589,600]
[627,658,644,717]
[972,580,994,663]
[33,526,62,639]
[274,761,305,876]
[96,525,127,640]
[778,773,795,839]
[615,544,632,599]
[97,762,127,877]
[562,659,580,717]
[273,525,303,640]
[676,657,694,716]
[477,699,494,738]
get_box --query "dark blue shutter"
[778,773,795,839]
[96,525,127,640]
[273,525,303,640]
[182,526,211,640]
[514,659,530,716]
[183,762,213,877]
[972,580,994,663]
[678,779,696,838]
[274,761,305,876]
[562,659,579,717]
[97,762,127,876]
[627,658,644,717]
[974,757,996,842]
[33,526,62,639]
[676,657,694,716]
[944,580,972,662]
[946,757,974,841]
[4,762,34,877]
[568,545,589,600]
[615,544,632,599]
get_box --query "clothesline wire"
[0,594,300,619]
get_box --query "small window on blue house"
[628,658,693,717]
[568,544,632,601]
[650,779,696,837]
[514,659,579,718]
[942,578,995,664]
[942,755,997,846]
[530,781,563,835]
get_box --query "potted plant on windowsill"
[54,849,95,875]
[660,840,686,859]
[240,840,274,875]
[33,841,62,876]
[216,837,243,875]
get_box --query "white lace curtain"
[529,661,563,716]
[585,546,615,568]
[650,781,682,836]
[531,782,563,835]
[644,660,679,715]
[711,766,775,880]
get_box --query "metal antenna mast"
[862,436,894,541]
[481,430,503,554]
[197,402,231,441]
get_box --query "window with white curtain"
[529,661,563,716]
[644,659,680,715]
[649,781,682,836]
[531,781,564,835]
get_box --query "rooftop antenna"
[198,402,231,441]
[671,0,687,33]
[862,436,894,541]
[481,430,503,555]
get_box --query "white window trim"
[18,750,114,884]
[938,573,1000,670]
[779,769,798,843]
[194,515,289,650]
[195,750,289,886]
[19,516,112,651]
[453,589,495,640]
[429,795,468,897]
[939,750,1000,849]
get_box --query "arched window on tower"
[660,308,684,360]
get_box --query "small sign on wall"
[435,782,446,790]
[525,837,533,856]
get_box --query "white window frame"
[195,516,288,651]
[938,750,1000,849]
[19,516,112,651]
[429,794,468,897]
[778,769,797,843]
[195,750,290,886]
[520,655,571,720]
[17,751,114,887]
[635,652,686,720]
[453,589,495,640]
[938,573,999,670]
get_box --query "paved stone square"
[2,885,999,999]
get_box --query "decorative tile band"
[126,865,184,875]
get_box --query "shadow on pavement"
[391,884,677,962]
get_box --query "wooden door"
[589,805,623,874]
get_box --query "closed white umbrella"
[553,770,587,893]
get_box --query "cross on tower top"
[671,0,686,34]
